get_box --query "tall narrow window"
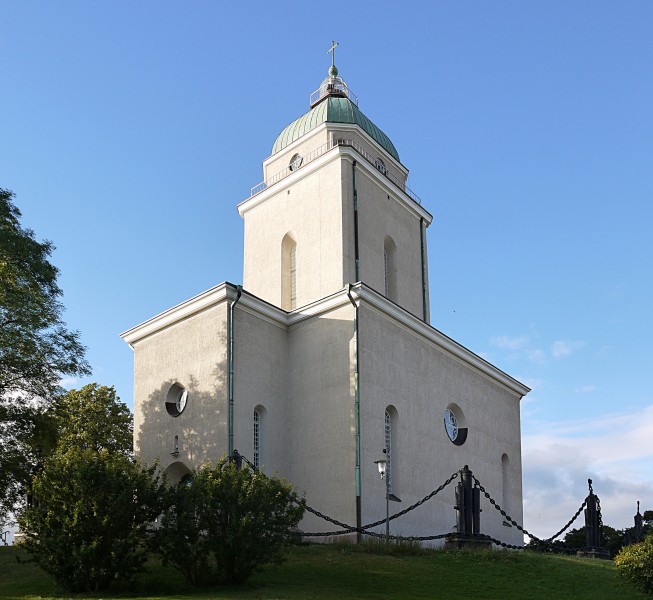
[253,405,267,470]
[289,244,297,310]
[253,409,261,470]
[384,410,393,493]
[383,236,397,301]
[281,233,297,311]
[501,453,510,518]
[384,249,389,297]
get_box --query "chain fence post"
[229,449,243,470]
[444,465,491,550]
[634,501,644,544]
[576,478,610,559]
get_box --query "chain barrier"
[472,473,588,548]
[229,453,596,550]
[300,470,460,537]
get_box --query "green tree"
[50,383,132,455]
[560,525,625,556]
[153,458,305,585]
[615,534,653,595]
[18,385,162,592]
[0,188,90,526]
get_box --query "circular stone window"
[166,384,188,417]
[443,405,468,446]
[289,153,303,171]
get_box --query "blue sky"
[2,1,652,538]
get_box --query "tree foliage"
[50,383,133,455]
[18,385,162,592]
[560,525,626,556]
[615,535,653,595]
[0,188,90,527]
[153,458,305,585]
[0,188,89,399]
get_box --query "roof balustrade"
[250,138,422,205]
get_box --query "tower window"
[281,233,297,311]
[290,244,297,309]
[383,236,397,301]
[375,158,387,175]
[289,153,303,171]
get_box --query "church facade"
[121,61,529,546]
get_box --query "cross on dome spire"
[327,40,339,77]
[309,41,358,107]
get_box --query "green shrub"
[153,458,305,585]
[615,535,653,594]
[18,449,163,592]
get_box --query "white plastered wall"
[242,158,346,309]
[132,301,229,475]
[285,303,358,533]
[232,307,288,475]
[359,304,524,546]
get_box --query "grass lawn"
[1,543,647,600]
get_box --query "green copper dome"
[271,96,400,162]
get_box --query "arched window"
[290,244,297,309]
[281,233,297,310]
[383,236,397,302]
[253,405,267,470]
[385,406,398,494]
[501,453,510,517]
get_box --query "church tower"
[239,57,431,321]
[122,51,529,547]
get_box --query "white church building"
[121,57,529,546]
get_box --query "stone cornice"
[339,148,433,224]
[120,283,232,346]
[238,144,338,216]
[349,283,530,398]
[238,145,432,224]
[120,283,293,346]
[121,281,529,399]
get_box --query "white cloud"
[551,340,584,359]
[522,404,653,538]
[491,335,529,350]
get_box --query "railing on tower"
[250,138,423,206]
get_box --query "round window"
[166,384,188,417]
[444,409,458,442]
[289,153,303,171]
[443,404,468,446]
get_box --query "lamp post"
[374,449,390,542]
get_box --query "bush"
[18,449,163,592]
[615,535,653,594]
[153,458,305,585]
